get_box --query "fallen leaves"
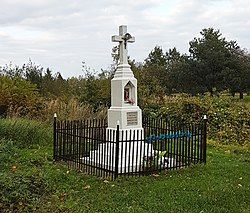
[84,185,91,190]
[60,193,67,202]
[11,165,17,172]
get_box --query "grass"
[0,119,249,212]
[239,95,250,104]
[0,118,52,148]
[232,95,250,107]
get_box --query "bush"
[0,76,40,118]
[144,94,250,145]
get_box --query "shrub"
[144,94,250,145]
[0,76,40,118]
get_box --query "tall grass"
[6,97,108,122]
[0,118,52,148]
[40,97,108,122]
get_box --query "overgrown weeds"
[0,119,52,148]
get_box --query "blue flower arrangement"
[146,131,192,143]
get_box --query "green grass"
[0,119,249,212]
[0,118,52,148]
[240,95,250,103]
[232,95,250,105]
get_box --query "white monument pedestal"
[82,128,153,173]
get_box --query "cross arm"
[112,35,123,42]
[127,36,135,43]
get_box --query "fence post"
[114,121,120,179]
[202,115,208,164]
[53,113,57,161]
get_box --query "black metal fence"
[53,117,207,180]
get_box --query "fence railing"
[53,116,207,180]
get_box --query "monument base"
[81,128,153,173]
[108,106,142,129]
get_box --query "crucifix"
[112,25,135,65]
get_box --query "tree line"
[138,28,249,98]
[0,28,249,117]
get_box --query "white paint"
[82,26,153,173]
[82,131,153,173]
[108,25,142,130]
[111,25,135,66]
[161,157,177,168]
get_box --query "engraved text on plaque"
[127,112,138,126]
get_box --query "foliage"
[145,46,167,68]
[225,43,250,97]
[0,120,54,211]
[40,98,108,122]
[139,28,250,97]
[0,27,249,146]
[188,28,250,96]
[189,28,229,94]
[157,94,250,145]
[80,68,111,110]
[0,119,52,148]
[0,75,40,117]
[143,151,168,171]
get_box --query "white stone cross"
[112,25,135,65]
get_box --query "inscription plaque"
[127,112,138,126]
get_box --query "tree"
[53,72,69,98]
[24,60,43,92]
[143,46,167,97]
[0,62,24,78]
[41,68,55,97]
[79,63,111,109]
[165,48,192,94]
[145,46,167,68]
[225,43,250,99]
[189,28,231,96]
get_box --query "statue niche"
[124,81,135,105]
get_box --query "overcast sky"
[0,0,249,78]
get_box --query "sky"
[0,0,249,78]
